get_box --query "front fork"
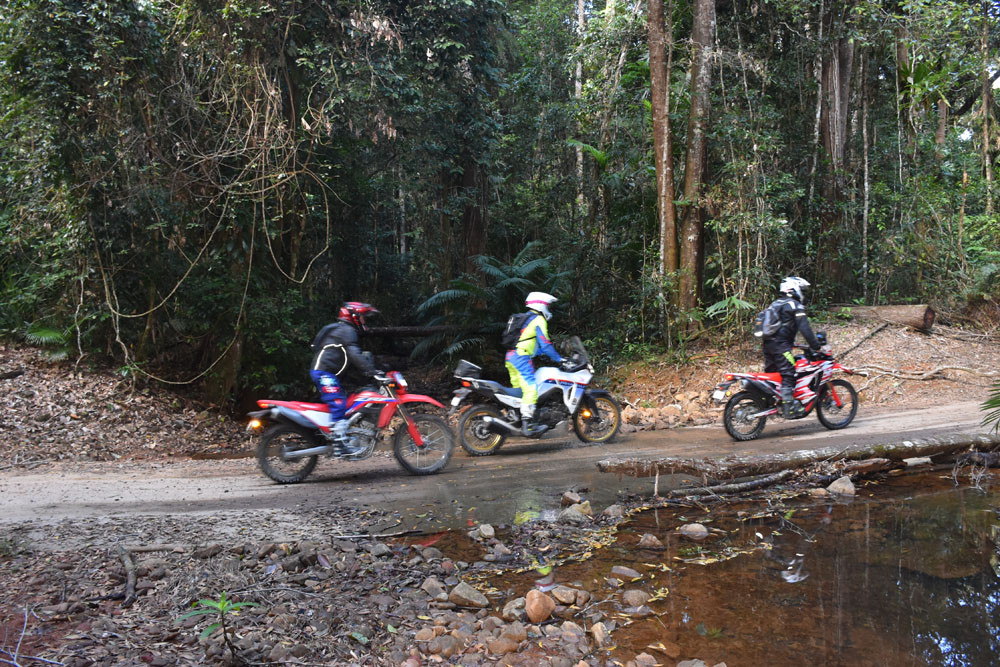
[397,404,426,447]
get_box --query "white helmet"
[779,276,810,302]
[525,291,558,320]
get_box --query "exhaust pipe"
[483,416,521,435]
[281,445,332,459]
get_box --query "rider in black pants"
[762,277,829,418]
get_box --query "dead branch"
[668,470,794,497]
[839,323,889,359]
[852,364,998,381]
[116,546,137,608]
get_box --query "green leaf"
[199,622,221,640]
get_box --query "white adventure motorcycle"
[449,336,622,455]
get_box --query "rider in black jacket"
[762,277,829,418]
[310,302,382,453]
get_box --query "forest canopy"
[1,0,998,402]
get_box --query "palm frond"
[25,326,66,346]
[416,289,470,314]
[515,257,552,276]
[982,381,1000,432]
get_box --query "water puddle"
[425,471,1000,665]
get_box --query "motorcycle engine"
[345,419,378,458]
[537,405,566,427]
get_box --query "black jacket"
[310,321,377,381]
[765,297,821,350]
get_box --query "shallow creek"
[426,471,1000,665]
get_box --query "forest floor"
[0,319,997,666]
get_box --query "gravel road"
[1,400,987,536]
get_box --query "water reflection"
[604,474,1000,666]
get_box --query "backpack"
[752,302,782,339]
[501,312,534,349]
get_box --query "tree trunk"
[678,0,715,318]
[648,0,679,282]
[840,304,936,331]
[460,159,488,275]
[816,10,855,284]
[597,433,1000,480]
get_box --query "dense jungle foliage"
[1,0,998,403]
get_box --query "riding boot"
[779,386,796,419]
[520,404,547,437]
[330,418,358,456]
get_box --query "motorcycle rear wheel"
[724,391,768,441]
[572,395,622,443]
[257,424,319,484]
[816,379,858,430]
[458,404,507,456]
[393,414,455,475]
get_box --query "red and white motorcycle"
[247,372,454,482]
[712,337,858,441]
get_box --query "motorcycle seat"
[477,379,523,398]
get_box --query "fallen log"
[837,304,935,331]
[597,433,1000,480]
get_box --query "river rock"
[827,476,856,496]
[678,523,709,540]
[611,565,642,580]
[427,634,460,658]
[414,627,436,642]
[560,621,585,637]
[589,621,610,647]
[602,504,624,518]
[449,582,488,608]
[369,542,392,557]
[477,523,495,539]
[558,507,589,525]
[638,533,662,548]
[525,589,556,623]
[561,491,582,506]
[570,501,592,516]
[622,589,649,606]
[633,652,659,666]
[488,636,519,655]
[551,586,578,605]
[676,661,708,667]
[421,576,448,601]
[501,621,527,643]
[502,597,525,621]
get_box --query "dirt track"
[2,400,988,539]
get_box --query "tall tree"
[648,0,678,292]
[678,0,716,318]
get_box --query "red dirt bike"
[247,371,455,483]
[713,339,858,441]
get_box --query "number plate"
[712,389,726,402]
[450,395,463,407]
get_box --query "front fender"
[580,388,613,410]
[397,394,447,409]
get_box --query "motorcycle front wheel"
[816,379,858,430]
[458,404,507,456]
[572,395,622,443]
[393,414,455,475]
[724,391,768,441]
[257,424,319,484]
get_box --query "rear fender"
[256,407,325,443]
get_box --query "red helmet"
[338,302,379,332]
